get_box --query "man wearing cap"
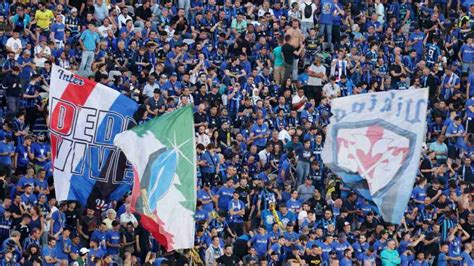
[162,72,183,98]
[78,22,100,76]
[145,89,166,118]
[33,36,51,68]
[65,8,80,37]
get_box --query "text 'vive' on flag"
[49,64,138,209]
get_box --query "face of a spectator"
[440,244,449,253]
[324,210,332,219]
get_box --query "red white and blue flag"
[322,89,428,224]
[49,65,138,208]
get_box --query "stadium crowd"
[0,0,473,265]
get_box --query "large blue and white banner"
[49,65,139,209]
[322,89,428,224]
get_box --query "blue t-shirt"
[34,178,48,193]
[91,230,107,250]
[200,151,219,174]
[320,242,333,261]
[20,193,37,206]
[228,199,245,223]
[80,29,100,51]
[319,0,334,24]
[411,185,427,202]
[352,242,369,261]
[401,254,414,266]
[216,186,234,211]
[249,233,270,256]
[31,142,50,166]
[88,248,105,260]
[0,142,14,166]
[195,209,209,222]
[279,212,296,227]
[51,22,65,41]
[446,123,465,148]
[15,144,30,167]
[409,32,425,54]
[332,240,351,260]
[461,250,474,266]
[412,260,429,266]
[42,245,58,266]
[251,123,269,147]
[425,43,441,65]
[55,236,72,259]
[197,189,215,212]
[51,210,65,235]
[340,257,353,266]
[261,209,280,231]
[106,230,121,255]
[18,176,35,189]
[286,199,301,213]
[460,44,474,63]
[437,253,448,266]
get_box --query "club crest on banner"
[332,119,416,196]
[322,89,428,224]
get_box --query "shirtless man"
[285,19,305,80]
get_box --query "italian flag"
[114,106,196,251]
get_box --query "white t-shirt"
[6,37,22,59]
[117,14,132,29]
[98,25,113,38]
[299,2,316,23]
[120,212,138,226]
[143,83,160,98]
[308,64,326,86]
[196,133,210,147]
[258,149,270,165]
[258,8,274,17]
[375,3,385,24]
[292,94,306,112]
[322,83,341,98]
[34,45,51,68]
[278,129,291,144]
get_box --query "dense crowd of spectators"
[0,0,473,265]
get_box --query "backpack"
[304,3,313,19]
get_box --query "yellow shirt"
[35,9,54,29]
